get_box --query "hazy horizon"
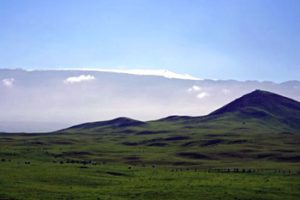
[1,68,299,132]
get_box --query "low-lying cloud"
[188,85,202,92]
[197,92,209,99]
[2,78,15,87]
[64,75,95,84]
[222,89,231,95]
[187,85,209,99]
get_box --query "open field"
[1,90,299,199]
[0,160,299,200]
[0,121,299,200]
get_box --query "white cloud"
[64,75,95,84]
[187,85,208,99]
[110,69,201,80]
[2,78,15,87]
[222,89,231,95]
[46,68,201,80]
[188,85,202,92]
[197,92,209,99]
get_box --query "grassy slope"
[0,118,299,200]
[1,90,300,199]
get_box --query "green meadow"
[0,118,299,200]
[1,90,300,199]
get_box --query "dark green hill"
[208,90,300,130]
[63,90,300,133]
[155,90,300,132]
[210,90,300,116]
[0,90,299,200]
[63,117,146,131]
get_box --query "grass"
[0,161,299,200]
[0,117,299,199]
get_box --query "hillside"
[155,89,300,132]
[62,117,146,131]
[210,90,300,116]
[64,90,300,133]
[0,90,299,200]
[47,90,300,166]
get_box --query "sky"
[1,69,300,132]
[0,0,300,82]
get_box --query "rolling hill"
[52,89,300,166]
[209,89,300,129]
[0,90,299,200]
[62,117,146,131]
[64,89,300,133]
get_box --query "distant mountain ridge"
[63,90,300,132]
[63,117,145,131]
[210,90,300,116]
[208,90,300,129]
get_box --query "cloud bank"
[38,68,201,80]
[0,69,299,132]
[64,75,95,84]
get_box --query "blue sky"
[0,0,299,82]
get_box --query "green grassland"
[1,90,300,199]
[0,161,299,200]
[0,118,299,200]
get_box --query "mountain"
[1,68,300,132]
[208,90,300,130]
[63,90,300,133]
[2,90,300,173]
[210,90,300,116]
[62,117,146,132]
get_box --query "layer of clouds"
[64,75,95,84]
[0,69,299,132]
[53,68,201,80]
